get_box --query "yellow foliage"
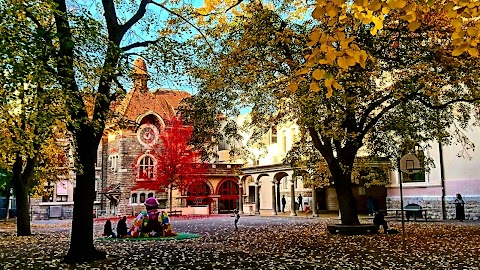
[337,56,349,69]
[467,27,479,37]
[310,82,321,92]
[452,43,469,56]
[312,69,326,80]
[408,21,421,32]
[295,68,310,76]
[468,47,479,57]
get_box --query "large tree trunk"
[12,158,31,236]
[65,130,105,263]
[332,170,360,225]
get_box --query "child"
[103,220,116,238]
[232,208,240,231]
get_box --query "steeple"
[131,57,149,92]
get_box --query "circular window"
[137,123,159,148]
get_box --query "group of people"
[103,197,177,238]
[372,193,467,234]
[103,216,128,238]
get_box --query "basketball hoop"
[400,154,422,174]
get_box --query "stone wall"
[386,196,480,220]
[30,198,75,220]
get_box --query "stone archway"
[274,172,289,213]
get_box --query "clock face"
[137,124,159,148]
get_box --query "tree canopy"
[181,1,480,225]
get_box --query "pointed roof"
[132,57,148,76]
[113,87,190,122]
[108,58,191,125]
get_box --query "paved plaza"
[1,215,480,269]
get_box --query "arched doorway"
[186,180,213,214]
[217,179,239,214]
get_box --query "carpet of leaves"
[1,218,479,269]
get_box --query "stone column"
[238,179,244,214]
[311,186,318,217]
[271,180,277,215]
[290,177,297,216]
[255,180,260,215]
[276,181,281,212]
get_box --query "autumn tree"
[182,2,480,225]
[28,0,204,262]
[0,1,71,235]
[133,117,208,212]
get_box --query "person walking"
[298,194,303,211]
[232,209,240,231]
[454,193,465,222]
[367,196,375,216]
[281,195,286,213]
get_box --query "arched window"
[147,192,154,198]
[140,193,146,203]
[131,193,138,204]
[138,155,155,180]
[217,179,239,214]
[218,180,239,195]
[187,181,211,196]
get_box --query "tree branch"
[150,0,214,52]
[358,92,394,129]
[226,0,244,13]
[102,0,122,42]
[110,76,127,101]
[121,39,159,52]
[120,0,150,36]
[360,98,404,143]
[415,95,480,109]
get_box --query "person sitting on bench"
[373,210,388,233]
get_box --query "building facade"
[29,58,480,221]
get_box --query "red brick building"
[95,58,241,217]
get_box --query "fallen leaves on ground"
[1,217,479,269]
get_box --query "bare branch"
[360,99,404,142]
[150,0,214,52]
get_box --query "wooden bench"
[169,210,182,216]
[327,224,379,235]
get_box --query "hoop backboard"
[400,154,421,174]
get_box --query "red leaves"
[133,117,208,192]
